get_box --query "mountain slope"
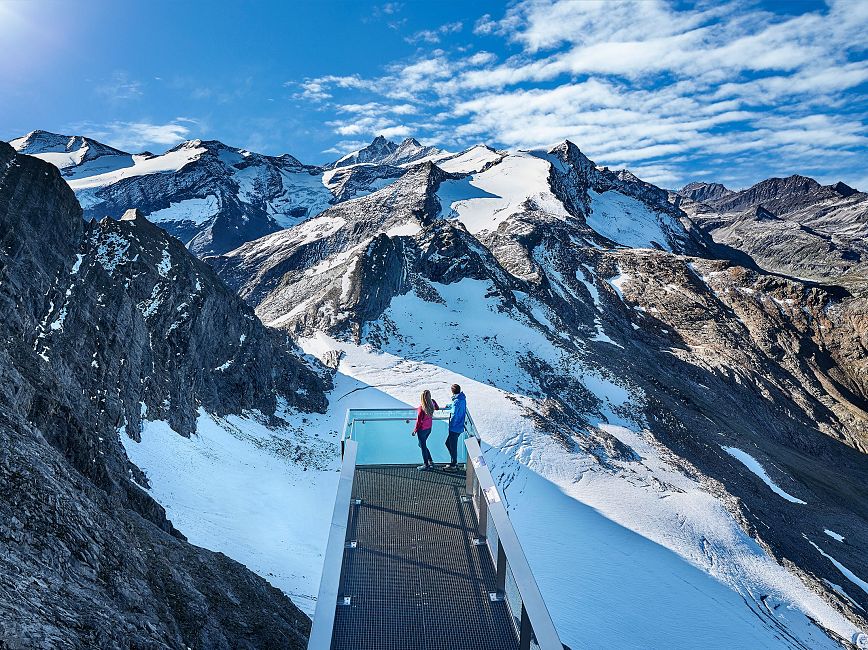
[0,141,328,648]
[205,141,868,649]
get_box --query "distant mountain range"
[13,128,866,281]
[10,131,452,256]
[674,176,867,289]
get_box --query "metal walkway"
[309,408,563,650]
[332,466,519,650]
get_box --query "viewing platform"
[309,408,564,650]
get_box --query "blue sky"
[1,0,867,190]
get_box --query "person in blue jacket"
[441,384,466,471]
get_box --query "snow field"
[69,146,207,190]
[586,188,677,251]
[121,371,409,617]
[147,196,220,226]
[722,446,807,504]
[436,152,571,234]
[295,278,864,648]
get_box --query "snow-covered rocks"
[205,135,868,647]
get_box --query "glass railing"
[465,436,563,650]
[342,407,476,466]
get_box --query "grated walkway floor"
[331,465,520,650]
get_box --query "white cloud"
[96,72,143,101]
[473,14,496,36]
[327,114,412,140]
[290,75,377,102]
[290,0,868,187]
[405,21,463,44]
[79,120,195,151]
[322,139,370,155]
[336,102,417,116]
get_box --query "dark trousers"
[445,430,461,465]
[417,428,433,464]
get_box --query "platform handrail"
[341,407,475,451]
[308,439,358,650]
[465,435,563,650]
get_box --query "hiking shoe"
[442,464,458,472]
[417,464,431,471]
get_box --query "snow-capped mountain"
[9,128,132,173]
[3,127,868,650]
[0,141,326,647]
[11,132,338,256]
[9,132,453,257]
[675,176,868,287]
[205,139,868,648]
[328,135,443,169]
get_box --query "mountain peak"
[547,140,598,176]
[170,138,217,151]
[330,135,442,169]
[9,130,130,168]
[115,207,168,239]
[679,182,734,203]
[831,181,858,197]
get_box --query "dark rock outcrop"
[679,181,734,203]
[0,141,326,648]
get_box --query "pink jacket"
[413,401,439,433]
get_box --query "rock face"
[0,141,327,648]
[676,175,868,289]
[211,140,868,642]
[209,160,459,326]
[679,181,734,203]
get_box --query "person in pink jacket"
[411,390,439,471]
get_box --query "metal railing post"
[465,454,475,495]
[477,484,488,538]
[519,604,532,650]
[496,542,507,595]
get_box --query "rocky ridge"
[0,141,327,649]
[675,176,868,290]
[327,135,442,169]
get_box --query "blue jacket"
[447,392,467,433]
